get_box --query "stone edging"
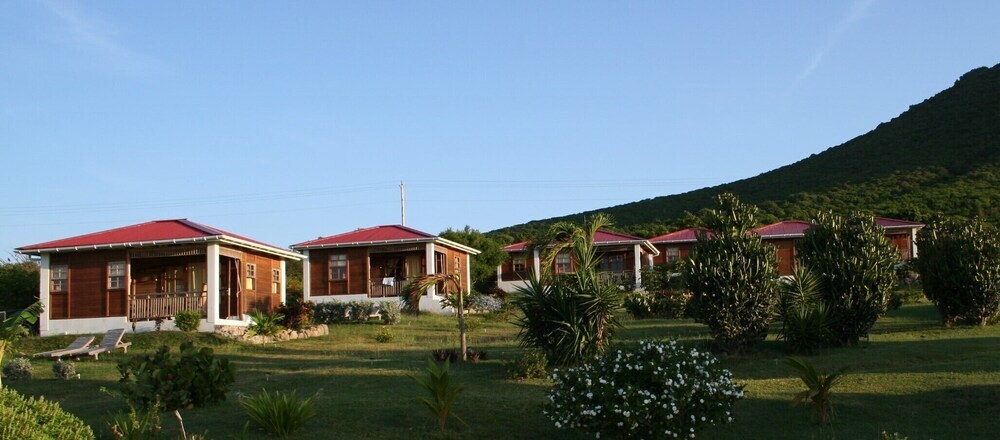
[215,324,329,344]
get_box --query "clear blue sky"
[2,0,998,254]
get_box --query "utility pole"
[400,181,406,226]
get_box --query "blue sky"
[2,0,998,253]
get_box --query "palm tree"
[404,273,471,361]
[0,301,42,387]
[512,214,624,365]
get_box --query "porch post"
[911,228,919,259]
[279,259,287,305]
[633,244,643,288]
[38,254,50,335]
[206,244,220,325]
[301,250,310,301]
[465,253,472,292]
[532,249,541,278]
[425,242,436,297]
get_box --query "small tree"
[915,216,1000,326]
[406,273,471,361]
[0,301,42,388]
[797,212,899,344]
[684,194,779,354]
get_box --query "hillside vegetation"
[493,63,1000,239]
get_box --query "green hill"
[493,63,1000,239]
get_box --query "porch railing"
[369,277,409,298]
[597,270,635,285]
[129,291,207,322]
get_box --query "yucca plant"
[777,265,835,354]
[239,389,317,438]
[247,311,285,337]
[784,357,848,425]
[410,359,465,431]
[512,214,623,366]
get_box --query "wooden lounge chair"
[32,336,95,358]
[85,328,132,360]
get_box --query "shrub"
[0,387,95,439]
[173,310,202,333]
[347,301,375,323]
[461,316,484,334]
[797,212,900,344]
[248,310,285,337]
[379,300,402,325]
[410,359,465,431]
[684,194,780,354]
[276,299,315,330]
[624,290,690,320]
[240,389,317,439]
[777,265,836,354]
[117,340,235,411]
[545,340,743,439]
[313,302,347,324]
[505,350,548,380]
[469,294,504,312]
[784,357,848,425]
[3,356,32,381]
[53,359,77,380]
[107,401,162,440]
[915,216,1000,326]
[374,326,395,343]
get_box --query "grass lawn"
[6,303,1000,439]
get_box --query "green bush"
[248,310,285,337]
[624,290,690,320]
[684,194,780,354]
[3,356,32,381]
[313,302,347,324]
[53,359,77,380]
[276,299,315,330]
[240,389,317,438]
[173,310,202,333]
[915,216,1000,326]
[347,301,375,323]
[410,359,464,431]
[777,265,836,354]
[374,326,395,343]
[505,350,548,380]
[0,387,95,439]
[546,340,743,439]
[379,300,401,325]
[107,401,162,440]
[797,212,900,344]
[117,340,235,411]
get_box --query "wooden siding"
[500,251,531,282]
[888,233,913,260]
[309,247,370,296]
[764,238,799,276]
[49,250,128,320]
[652,243,695,266]
[240,249,283,313]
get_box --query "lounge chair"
[85,328,132,360]
[32,336,95,358]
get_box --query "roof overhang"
[505,240,659,256]
[16,235,302,260]
[292,237,481,255]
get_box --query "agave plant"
[247,311,284,337]
[777,265,835,354]
[410,359,465,431]
[784,357,848,425]
[239,389,317,438]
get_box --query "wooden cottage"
[648,227,712,266]
[497,230,659,292]
[290,225,480,313]
[16,219,301,336]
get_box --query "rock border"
[215,324,329,344]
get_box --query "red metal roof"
[876,217,924,229]
[291,225,436,248]
[754,221,812,238]
[17,219,293,256]
[502,230,656,253]
[649,227,712,243]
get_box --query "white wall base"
[42,316,132,336]
[498,280,529,293]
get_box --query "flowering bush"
[545,340,743,439]
[469,294,504,312]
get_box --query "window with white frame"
[272,268,281,294]
[245,263,256,290]
[665,247,680,262]
[108,261,126,289]
[555,253,572,273]
[329,254,347,280]
[512,256,526,273]
[51,265,68,292]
